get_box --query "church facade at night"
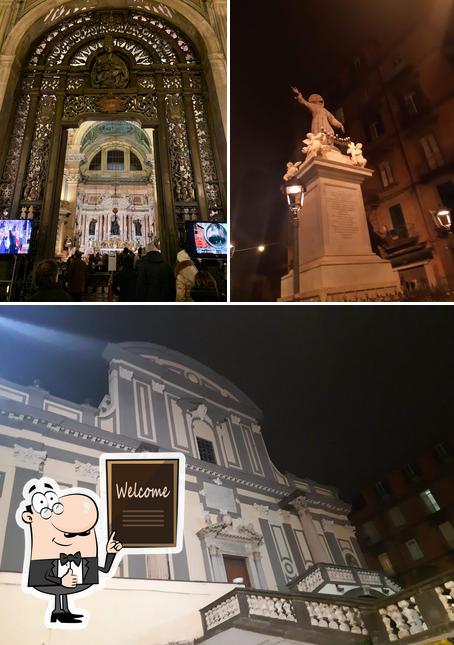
[0,341,452,644]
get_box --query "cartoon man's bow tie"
[59,552,81,566]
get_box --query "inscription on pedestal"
[327,187,360,240]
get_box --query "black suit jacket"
[28,553,115,588]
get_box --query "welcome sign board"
[99,452,186,554]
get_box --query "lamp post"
[433,208,452,234]
[284,182,305,298]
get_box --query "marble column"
[208,544,227,582]
[0,445,47,571]
[251,550,267,589]
[289,495,331,564]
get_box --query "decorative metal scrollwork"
[0,94,30,206]
[32,12,196,67]
[166,94,196,203]
[23,95,57,202]
[192,95,223,214]
[63,95,98,119]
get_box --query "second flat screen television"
[186,221,227,258]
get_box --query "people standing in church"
[66,250,87,301]
[116,254,137,302]
[28,260,73,302]
[136,241,176,301]
[190,270,220,302]
[175,249,198,302]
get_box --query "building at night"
[332,0,454,293]
[0,0,226,290]
[350,435,454,588]
[0,341,453,644]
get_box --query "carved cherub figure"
[283,161,302,181]
[302,132,326,157]
[292,87,345,136]
[347,142,367,167]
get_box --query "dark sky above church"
[0,305,452,501]
[231,0,431,300]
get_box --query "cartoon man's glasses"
[31,491,64,519]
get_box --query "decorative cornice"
[151,380,165,393]
[321,518,335,531]
[1,408,134,453]
[75,460,99,484]
[197,519,263,546]
[14,444,47,471]
[119,366,134,381]
[187,462,288,497]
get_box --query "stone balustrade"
[199,570,454,644]
[289,562,401,596]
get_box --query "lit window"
[196,437,216,464]
[107,149,125,171]
[378,552,395,576]
[361,520,380,543]
[420,134,444,170]
[405,538,424,561]
[388,506,405,528]
[378,161,394,188]
[130,152,142,171]
[89,151,102,171]
[420,489,440,513]
[439,522,454,548]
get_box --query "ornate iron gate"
[0,9,225,262]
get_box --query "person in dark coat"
[66,250,87,301]
[116,254,137,301]
[28,260,73,302]
[136,242,176,301]
[190,270,220,302]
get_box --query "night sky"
[231,0,431,300]
[0,305,452,500]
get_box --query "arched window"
[107,149,125,171]
[89,151,102,171]
[130,152,142,171]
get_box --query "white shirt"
[57,558,83,584]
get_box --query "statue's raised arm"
[292,87,344,137]
[291,86,313,110]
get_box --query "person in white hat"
[175,249,198,302]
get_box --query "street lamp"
[432,208,452,236]
[436,209,451,231]
[283,181,305,298]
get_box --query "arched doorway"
[0,7,225,287]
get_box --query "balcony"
[375,225,433,269]
[198,570,454,645]
[288,563,401,598]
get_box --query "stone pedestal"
[281,155,400,301]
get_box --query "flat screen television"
[186,221,228,258]
[0,220,33,255]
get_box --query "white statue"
[347,142,367,167]
[302,132,327,157]
[283,160,302,181]
[292,87,345,136]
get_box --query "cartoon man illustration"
[16,477,122,626]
